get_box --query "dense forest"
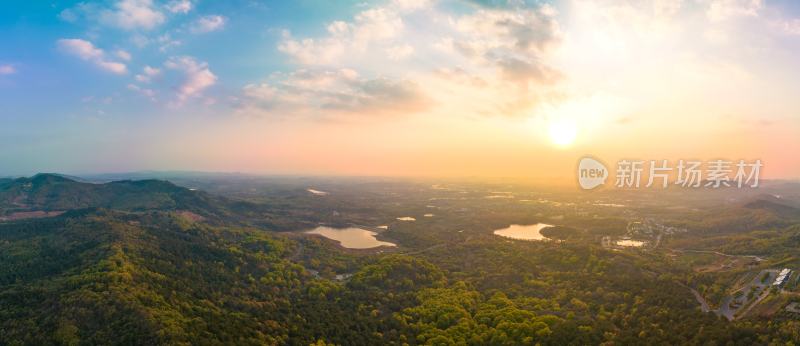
[1,175,800,345]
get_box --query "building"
[773,268,792,287]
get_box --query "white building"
[773,268,791,286]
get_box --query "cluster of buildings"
[773,268,792,287]
[627,218,688,237]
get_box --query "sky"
[0,0,798,180]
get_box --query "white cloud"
[58,39,104,60]
[59,9,79,22]
[239,69,431,118]
[654,0,685,17]
[95,61,128,74]
[453,7,561,57]
[351,8,404,44]
[59,1,167,30]
[386,44,414,60]
[278,5,406,65]
[496,57,560,85]
[157,34,181,52]
[130,34,151,48]
[58,3,97,23]
[774,18,800,35]
[0,64,15,75]
[277,34,347,65]
[268,1,565,119]
[392,0,431,11]
[448,6,563,88]
[165,56,217,103]
[191,15,227,33]
[127,83,157,100]
[135,65,161,83]
[57,39,128,74]
[706,0,762,21]
[166,0,192,14]
[115,49,132,61]
[100,0,165,30]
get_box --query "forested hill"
[0,174,316,230]
[0,209,445,345]
[1,176,798,345]
[0,207,778,345]
[0,173,218,213]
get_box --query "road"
[677,282,713,313]
[673,249,765,262]
[681,269,778,321]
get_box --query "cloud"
[58,39,103,60]
[706,0,762,21]
[59,10,78,22]
[351,8,405,43]
[100,0,165,30]
[58,3,98,23]
[496,57,560,85]
[135,65,161,83]
[57,39,128,74]
[386,44,414,60]
[445,6,563,88]
[95,61,128,74]
[166,0,192,14]
[278,5,410,65]
[60,0,167,30]
[462,0,519,8]
[392,0,431,11]
[0,65,15,75]
[424,66,548,118]
[277,34,347,65]
[270,1,563,119]
[115,49,132,61]
[239,69,432,119]
[157,34,181,51]
[165,56,217,103]
[127,83,157,101]
[774,18,800,35]
[191,15,226,33]
[654,0,685,17]
[424,5,569,117]
[433,67,488,87]
[453,7,561,57]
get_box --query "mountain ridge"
[0,173,319,231]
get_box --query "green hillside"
[1,176,799,345]
[0,174,315,231]
[0,174,218,213]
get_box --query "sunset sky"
[1,0,798,179]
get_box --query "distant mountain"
[77,171,255,184]
[0,173,318,231]
[743,198,800,219]
[0,173,219,214]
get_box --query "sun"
[548,118,577,147]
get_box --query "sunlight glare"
[548,118,577,147]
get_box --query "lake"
[493,223,554,241]
[306,226,396,249]
[307,188,329,195]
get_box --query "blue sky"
[1,0,799,178]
